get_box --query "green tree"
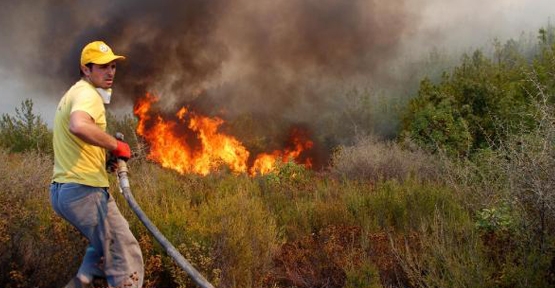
[0,99,52,154]
[401,42,540,156]
[401,78,472,156]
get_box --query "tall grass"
[0,141,458,288]
[396,75,555,288]
[0,149,83,288]
[2,82,555,286]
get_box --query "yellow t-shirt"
[52,79,109,187]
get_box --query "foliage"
[0,99,52,154]
[260,159,313,191]
[0,150,82,288]
[475,205,514,233]
[198,188,279,287]
[2,117,555,288]
[4,24,555,288]
[401,26,555,156]
[401,77,473,156]
[394,210,489,288]
[430,76,555,287]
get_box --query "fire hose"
[115,133,215,288]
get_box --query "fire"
[134,93,314,176]
[249,128,314,175]
[134,93,249,175]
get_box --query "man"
[50,41,144,288]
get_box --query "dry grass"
[392,208,488,288]
[330,135,441,184]
[2,107,555,288]
[0,149,84,288]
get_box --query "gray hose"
[117,159,215,288]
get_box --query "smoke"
[8,0,416,152]
[404,0,555,55]
[0,0,553,150]
[39,0,416,118]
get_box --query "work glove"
[106,141,131,173]
[111,140,132,161]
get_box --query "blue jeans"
[50,182,144,288]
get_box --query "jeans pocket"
[62,191,102,227]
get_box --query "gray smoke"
[0,0,553,153]
[1,0,417,158]
[3,1,414,96]
[46,0,416,118]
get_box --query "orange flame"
[249,128,314,175]
[134,93,314,176]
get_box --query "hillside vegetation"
[1,25,555,287]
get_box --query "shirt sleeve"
[70,89,103,122]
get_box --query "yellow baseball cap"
[80,41,126,66]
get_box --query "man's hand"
[106,153,118,173]
[111,140,131,161]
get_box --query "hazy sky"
[0,0,553,125]
[410,0,555,51]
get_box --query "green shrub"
[196,181,280,288]
[475,204,515,233]
[344,261,382,288]
[0,99,52,154]
[433,76,555,287]
[399,32,555,156]
[344,180,466,233]
[259,159,313,193]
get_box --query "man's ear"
[80,65,91,77]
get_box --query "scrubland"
[2,128,554,287]
[1,26,555,287]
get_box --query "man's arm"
[69,111,117,150]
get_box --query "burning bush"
[134,93,317,176]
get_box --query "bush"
[0,148,83,288]
[330,135,441,183]
[399,33,555,156]
[394,210,489,288]
[433,75,555,287]
[197,187,280,288]
[113,162,281,288]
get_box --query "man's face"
[82,61,117,89]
